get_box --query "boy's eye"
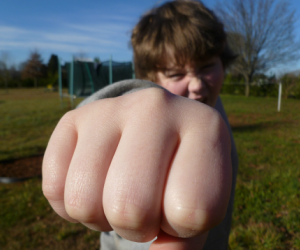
[170,73,184,78]
[201,63,214,70]
[168,73,186,81]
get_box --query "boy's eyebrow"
[165,67,185,71]
[162,64,187,70]
[161,57,217,72]
[163,67,187,74]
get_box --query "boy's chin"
[195,97,207,104]
[203,99,217,108]
[195,98,214,107]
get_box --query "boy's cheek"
[157,81,188,97]
[169,84,188,97]
[208,76,224,106]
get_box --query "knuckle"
[106,201,152,230]
[42,184,60,201]
[105,200,159,232]
[65,197,99,224]
[143,88,172,111]
[130,88,171,112]
[58,110,77,129]
[42,168,65,202]
[42,175,65,202]
[125,88,174,126]
[166,206,224,237]
[104,200,159,242]
[170,207,204,230]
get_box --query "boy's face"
[156,56,224,107]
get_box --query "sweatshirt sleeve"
[77,79,164,108]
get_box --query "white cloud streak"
[0,17,132,58]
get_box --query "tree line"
[222,71,300,99]
[1,49,300,99]
[0,51,67,90]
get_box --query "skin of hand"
[42,87,232,250]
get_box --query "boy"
[42,1,238,249]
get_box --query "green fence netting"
[66,60,133,97]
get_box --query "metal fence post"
[109,55,113,84]
[277,82,282,112]
[70,57,74,108]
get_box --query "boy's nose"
[188,76,204,94]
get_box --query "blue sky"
[0,0,300,75]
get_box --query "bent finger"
[103,90,179,242]
[42,111,78,222]
[161,107,232,237]
[64,101,121,231]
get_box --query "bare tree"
[0,51,11,93]
[216,0,300,96]
[22,50,44,88]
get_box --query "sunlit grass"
[0,88,83,161]
[221,95,300,250]
[0,178,100,249]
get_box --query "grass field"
[0,88,82,161]
[0,88,299,249]
[222,96,300,249]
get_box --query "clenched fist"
[42,87,232,250]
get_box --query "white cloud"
[65,22,132,36]
[0,25,28,39]
[0,5,138,64]
[43,33,94,43]
[0,20,130,54]
[99,14,137,23]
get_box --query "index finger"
[42,111,78,222]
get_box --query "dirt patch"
[0,155,43,178]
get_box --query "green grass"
[0,178,100,250]
[0,88,83,161]
[0,89,99,250]
[221,95,300,250]
[0,89,299,249]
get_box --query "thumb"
[149,230,209,250]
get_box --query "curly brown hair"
[131,0,235,82]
